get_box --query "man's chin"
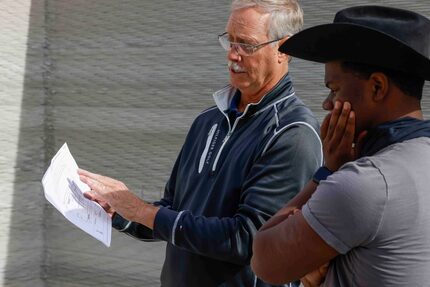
[229,79,250,91]
[230,73,250,84]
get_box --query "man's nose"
[227,45,241,61]
[322,94,334,111]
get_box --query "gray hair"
[231,0,304,41]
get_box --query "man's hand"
[83,191,116,218]
[78,168,155,225]
[300,262,329,287]
[321,101,356,171]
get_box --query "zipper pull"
[223,132,231,143]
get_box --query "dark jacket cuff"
[153,207,181,244]
[112,213,131,231]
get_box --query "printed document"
[42,143,111,247]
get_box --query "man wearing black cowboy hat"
[251,5,430,287]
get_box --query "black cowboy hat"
[279,5,430,80]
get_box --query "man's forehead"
[325,61,370,85]
[325,61,351,84]
[324,62,339,82]
[226,8,269,38]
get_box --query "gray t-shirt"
[302,137,430,287]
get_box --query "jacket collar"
[359,117,430,157]
[212,73,294,117]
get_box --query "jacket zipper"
[211,111,245,172]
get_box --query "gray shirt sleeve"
[302,158,388,254]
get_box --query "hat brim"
[279,23,430,80]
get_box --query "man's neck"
[374,103,423,126]
[238,72,288,112]
[369,89,424,127]
[238,88,272,112]
[400,110,424,120]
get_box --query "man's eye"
[242,45,253,53]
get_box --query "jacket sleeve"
[152,124,322,265]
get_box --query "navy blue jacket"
[113,74,322,287]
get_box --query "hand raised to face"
[320,101,357,171]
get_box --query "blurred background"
[0,0,428,286]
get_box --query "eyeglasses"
[218,32,283,56]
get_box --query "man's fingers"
[332,102,352,145]
[80,174,105,194]
[322,101,356,171]
[79,174,92,187]
[84,191,114,215]
[78,168,110,183]
[77,168,98,178]
[83,190,105,205]
[83,190,96,201]
[78,168,108,186]
[340,110,355,147]
[83,190,106,202]
[78,168,121,188]
[326,101,342,139]
[320,112,331,140]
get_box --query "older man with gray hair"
[79,1,321,286]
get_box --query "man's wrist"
[135,203,160,230]
[312,166,333,184]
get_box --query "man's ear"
[277,51,289,63]
[369,72,389,102]
[277,36,290,63]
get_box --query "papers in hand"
[42,143,112,247]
